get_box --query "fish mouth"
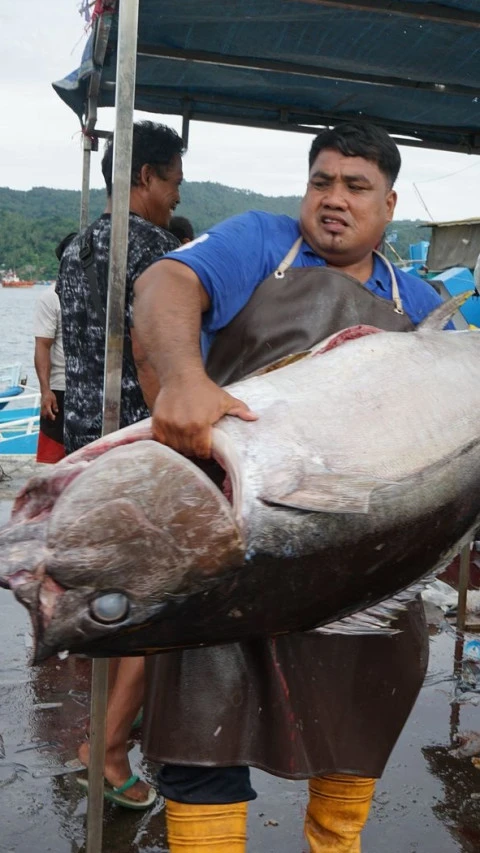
[30,583,178,664]
[14,576,60,650]
[13,566,175,663]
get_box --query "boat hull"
[0,382,40,456]
[1,281,34,288]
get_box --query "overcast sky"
[2,1,480,224]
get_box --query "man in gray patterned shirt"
[56,120,185,808]
[57,121,184,453]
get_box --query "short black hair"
[308,122,401,188]
[169,215,195,243]
[101,121,186,196]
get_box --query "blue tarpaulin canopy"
[54,0,480,152]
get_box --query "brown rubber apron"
[143,241,429,780]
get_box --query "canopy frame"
[55,0,480,155]
[55,4,480,850]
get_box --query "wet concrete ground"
[1,462,480,852]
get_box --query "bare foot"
[77,740,153,804]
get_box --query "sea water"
[0,286,42,389]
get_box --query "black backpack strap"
[55,231,78,261]
[79,227,106,325]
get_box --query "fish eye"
[90,592,130,624]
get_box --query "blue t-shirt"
[161,211,451,356]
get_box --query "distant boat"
[1,270,34,288]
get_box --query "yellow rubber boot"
[304,773,376,853]
[165,799,248,852]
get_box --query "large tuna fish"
[2,307,480,663]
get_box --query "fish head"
[1,440,245,662]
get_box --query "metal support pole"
[85,659,109,853]
[450,542,472,746]
[450,630,464,745]
[182,102,191,147]
[456,542,471,632]
[85,1,140,851]
[80,135,92,230]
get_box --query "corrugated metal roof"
[53,0,480,152]
[421,218,480,228]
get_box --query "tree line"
[0,184,429,279]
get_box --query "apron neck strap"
[374,250,404,314]
[274,238,405,316]
[274,236,303,279]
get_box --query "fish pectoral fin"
[311,575,436,636]
[261,472,396,514]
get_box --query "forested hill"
[0,184,429,279]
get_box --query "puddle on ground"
[1,493,480,851]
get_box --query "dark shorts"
[156,764,257,805]
[37,390,65,463]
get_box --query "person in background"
[169,214,195,244]
[33,284,66,463]
[56,120,185,809]
[133,122,452,852]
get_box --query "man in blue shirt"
[133,122,446,852]
[172,210,444,360]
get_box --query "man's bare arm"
[130,326,160,413]
[34,337,58,420]
[134,260,208,382]
[133,259,257,457]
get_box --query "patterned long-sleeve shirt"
[56,212,179,453]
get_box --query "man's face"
[299,148,396,267]
[145,154,183,228]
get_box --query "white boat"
[0,364,40,455]
[0,363,24,397]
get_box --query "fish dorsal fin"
[261,471,397,515]
[419,290,474,330]
[311,575,436,636]
[245,350,312,379]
